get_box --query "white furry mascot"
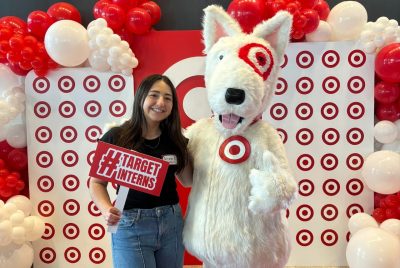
[183,5,298,268]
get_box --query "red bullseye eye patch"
[239,43,274,81]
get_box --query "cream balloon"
[374,120,398,144]
[44,20,90,67]
[6,196,32,217]
[305,21,332,42]
[5,124,27,148]
[361,150,400,194]
[346,227,400,268]
[380,219,400,239]
[348,212,378,234]
[327,1,368,41]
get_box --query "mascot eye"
[256,52,266,67]
[238,43,274,81]
[219,54,224,60]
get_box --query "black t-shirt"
[99,127,180,209]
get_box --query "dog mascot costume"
[183,5,298,268]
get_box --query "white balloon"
[5,124,27,148]
[380,219,400,239]
[88,51,110,72]
[9,210,25,226]
[11,226,25,244]
[361,150,400,194]
[359,30,374,42]
[376,16,390,25]
[24,216,45,241]
[374,120,399,144]
[0,220,12,246]
[305,21,332,42]
[0,64,22,93]
[327,1,368,41]
[45,20,90,67]
[0,242,34,268]
[7,196,32,217]
[348,212,378,234]
[346,227,400,268]
[381,139,400,153]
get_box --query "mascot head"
[203,5,292,137]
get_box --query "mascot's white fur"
[183,5,298,268]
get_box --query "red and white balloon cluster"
[0,64,25,128]
[226,0,329,40]
[87,18,139,75]
[0,195,45,268]
[0,2,83,77]
[93,0,161,35]
[346,213,400,268]
[359,17,400,54]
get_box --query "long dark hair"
[117,74,188,172]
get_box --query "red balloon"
[314,0,330,21]
[140,1,161,25]
[126,7,152,35]
[375,43,400,83]
[101,4,126,31]
[227,0,266,34]
[7,61,29,76]
[385,207,400,220]
[285,1,301,14]
[0,26,13,41]
[374,81,400,104]
[299,0,318,8]
[385,195,400,208]
[372,207,386,223]
[0,140,13,160]
[302,9,320,34]
[264,0,286,19]
[375,102,400,122]
[0,16,27,34]
[27,10,55,40]
[112,0,138,9]
[47,2,82,23]
[7,149,28,171]
[93,0,111,19]
[115,27,135,47]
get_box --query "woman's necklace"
[143,135,161,149]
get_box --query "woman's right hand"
[103,206,122,226]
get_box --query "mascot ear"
[251,11,292,62]
[202,5,242,54]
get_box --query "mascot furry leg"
[183,5,298,268]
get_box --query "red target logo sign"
[322,50,340,68]
[58,76,75,93]
[109,75,126,92]
[296,229,314,246]
[219,136,251,164]
[296,51,314,68]
[84,75,101,92]
[33,77,50,94]
[40,247,56,264]
[298,179,315,197]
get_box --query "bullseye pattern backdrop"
[265,41,375,266]
[24,33,374,267]
[25,68,133,267]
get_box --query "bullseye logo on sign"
[89,141,169,196]
[219,135,251,164]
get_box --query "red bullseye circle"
[219,136,250,164]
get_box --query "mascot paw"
[248,151,297,214]
[248,168,280,214]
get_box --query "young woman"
[89,74,192,268]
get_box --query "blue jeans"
[111,204,184,268]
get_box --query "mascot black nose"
[225,88,245,105]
